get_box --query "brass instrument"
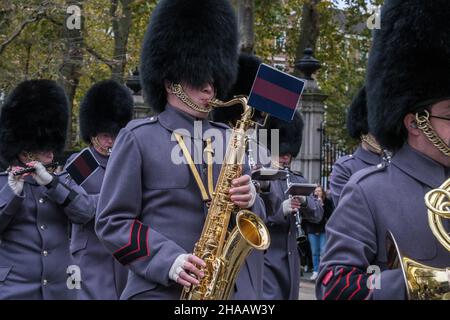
[180,96,270,300]
[91,136,112,156]
[387,178,450,300]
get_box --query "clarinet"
[285,168,307,243]
[12,162,59,176]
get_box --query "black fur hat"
[366,0,450,150]
[264,111,304,158]
[0,80,68,165]
[346,86,368,140]
[140,0,238,113]
[79,80,134,143]
[211,53,262,126]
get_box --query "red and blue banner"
[248,64,305,121]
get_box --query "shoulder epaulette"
[127,115,159,131]
[351,161,387,184]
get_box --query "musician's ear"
[164,80,172,94]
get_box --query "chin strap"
[170,83,213,113]
[361,134,383,155]
[23,151,37,162]
[416,110,450,157]
[91,136,112,156]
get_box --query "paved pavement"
[299,272,317,300]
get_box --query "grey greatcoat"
[316,144,450,300]
[0,172,95,299]
[95,105,267,300]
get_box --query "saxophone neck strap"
[174,133,214,202]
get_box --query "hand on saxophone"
[229,174,256,208]
[169,253,206,287]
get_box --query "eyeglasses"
[429,114,450,122]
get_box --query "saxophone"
[180,96,270,300]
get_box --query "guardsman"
[259,112,323,300]
[67,80,133,299]
[329,86,384,206]
[95,0,266,300]
[0,80,95,299]
[316,0,450,299]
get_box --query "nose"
[202,83,214,96]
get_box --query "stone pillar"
[125,68,153,119]
[291,49,327,184]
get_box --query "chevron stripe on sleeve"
[113,220,149,265]
[321,266,373,300]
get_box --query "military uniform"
[261,171,323,300]
[0,172,95,299]
[316,144,450,299]
[95,105,266,300]
[68,79,133,300]
[68,147,128,300]
[0,79,97,300]
[330,146,382,206]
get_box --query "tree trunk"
[294,0,321,77]
[238,0,254,54]
[110,0,133,83]
[58,0,84,149]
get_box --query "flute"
[13,162,59,176]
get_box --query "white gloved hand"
[169,253,206,287]
[8,170,24,196]
[246,181,257,208]
[296,196,307,205]
[282,198,294,216]
[169,254,189,283]
[230,174,256,209]
[29,161,53,186]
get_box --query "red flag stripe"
[252,78,299,110]
[74,155,93,179]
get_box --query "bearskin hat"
[346,86,368,140]
[140,0,239,113]
[366,0,450,150]
[264,111,304,158]
[0,80,68,165]
[79,80,133,143]
[211,53,263,126]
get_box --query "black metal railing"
[319,123,349,190]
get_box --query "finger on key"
[179,271,200,285]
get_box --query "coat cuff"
[44,177,77,207]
